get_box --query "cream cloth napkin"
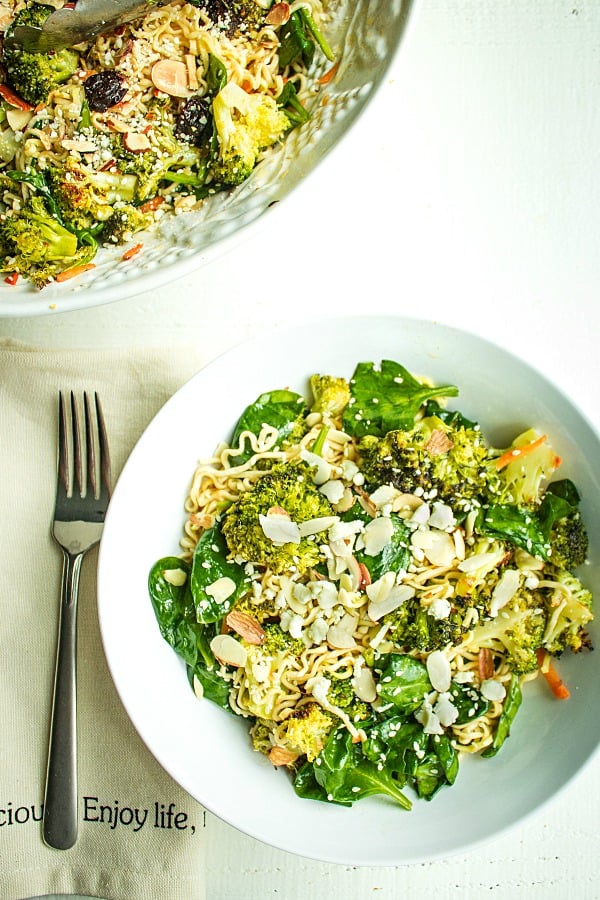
[0,338,208,900]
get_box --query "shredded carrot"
[139,196,165,213]
[495,433,548,470]
[122,242,143,261]
[55,263,96,283]
[317,61,340,85]
[536,648,570,699]
[4,272,19,285]
[0,84,33,111]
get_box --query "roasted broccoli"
[221,459,334,574]
[46,160,138,232]
[542,569,593,654]
[277,702,335,762]
[359,415,501,513]
[101,204,151,245]
[385,597,467,654]
[116,115,207,201]
[261,622,305,656]
[548,512,589,570]
[326,675,371,722]
[309,374,351,418]
[3,4,79,106]
[0,195,93,287]
[468,597,547,674]
[210,81,290,186]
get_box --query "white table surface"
[4,1,600,897]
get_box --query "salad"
[148,360,594,810]
[0,0,335,288]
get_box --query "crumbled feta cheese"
[428,598,452,620]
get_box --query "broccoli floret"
[542,569,593,655]
[359,416,500,513]
[309,374,351,418]
[3,4,79,106]
[468,598,547,674]
[277,702,335,762]
[116,116,207,202]
[210,81,290,186]
[385,598,467,653]
[495,429,561,507]
[326,675,370,722]
[101,204,151,245]
[0,194,94,286]
[262,622,305,656]
[548,512,589,570]
[46,160,138,232]
[221,459,334,574]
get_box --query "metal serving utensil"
[5,0,168,52]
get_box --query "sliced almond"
[210,633,247,667]
[6,108,32,131]
[225,610,265,645]
[123,131,151,152]
[425,429,454,456]
[151,58,193,98]
[268,745,298,766]
[265,2,291,25]
[62,138,98,153]
[162,567,187,587]
[105,116,129,133]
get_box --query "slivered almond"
[478,647,495,681]
[268,746,298,766]
[425,429,454,456]
[225,610,265,645]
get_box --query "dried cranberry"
[84,70,128,112]
[175,96,212,147]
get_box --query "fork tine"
[57,392,70,496]
[70,391,84,498]
[95,392,112,500]
[83,392,97,499]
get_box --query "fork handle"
[43,549,83,850]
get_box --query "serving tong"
[5,0,168,52]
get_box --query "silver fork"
[43,392,111,851]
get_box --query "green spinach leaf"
[448,680,490,724]
[229,389,307,465]
[342,360,459,438]
[190,524,249,623]
[356,513,411,580]
[373,654,431,712]
[481,672,522,757]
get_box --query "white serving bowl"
[97,315,600,865]
[0,1,413,317]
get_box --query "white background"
[4,1,600,897]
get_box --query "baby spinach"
[190,524,249,623]
[342,360,459,438]
[295,727,412,809]
[229,389,307,465]
[148,556,230,710]
[413,734,459,800]
[476,503,551,560]
[357,513,412,581]
[448,680,490,724]
[481,672,522,758]
[373,653,431,712]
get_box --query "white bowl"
[97,315,600,865]
[0,1,413,317]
